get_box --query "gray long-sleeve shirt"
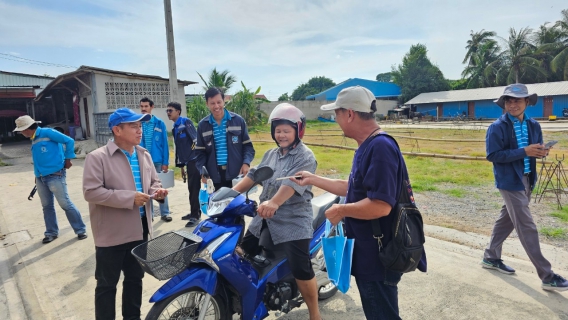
[247,142,317,245]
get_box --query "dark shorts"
[240,227,315,281]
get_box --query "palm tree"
[463,29,497,65]
[488,27,547,84]
[532,22,566,81]
[462,41,501,88]
[551,9,568,80]
[196,68,237,93]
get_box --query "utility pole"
[163,0,179,103]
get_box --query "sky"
[0,0,566,101]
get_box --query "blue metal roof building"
[404,81,568,119]
[306,78,400,101]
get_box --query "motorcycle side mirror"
[246,166,273,202]
[202,166,210,179]
[252,166,273,183]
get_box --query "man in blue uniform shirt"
[138,97,172,222]
[14,115,87,244]
[195,87,255,191]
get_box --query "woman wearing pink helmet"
[234,103,321,320]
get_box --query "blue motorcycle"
[134,167,339,320]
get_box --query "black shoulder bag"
[370,133,425,273]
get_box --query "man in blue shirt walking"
[139,97,172,222]
[13,115,87,244]
[483,83,568,292]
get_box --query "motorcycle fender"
[149,267,218,303]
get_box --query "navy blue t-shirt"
[345,133,410,281]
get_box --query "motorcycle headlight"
[192,232,231,272]
[207,197,234,217]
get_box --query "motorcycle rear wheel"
[145,288,230,320]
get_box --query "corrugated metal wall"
[553,95,568,117]
[416,103,437,116]
[442,101,468,117]
[0,73,53,89]
[474,100,503,119]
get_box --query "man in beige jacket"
[83,107,168,320]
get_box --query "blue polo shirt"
[121,148,145,217]
[209,109,231,166]
[345,134,405,281]
[508,113,530,174]
[141,115,155,154]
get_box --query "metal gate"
[93,112,113,146]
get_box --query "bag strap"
[368,133,410,241]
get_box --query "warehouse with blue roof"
[405,81,568,119]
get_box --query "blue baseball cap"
[108,107,151,130]
[494,83,538,108]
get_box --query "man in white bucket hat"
[13,115,87,244]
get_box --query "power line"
[0,53,77,69]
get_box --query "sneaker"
[181,214,191,220]
[42,235,58,244]
[481,259,515,274]
[185,218,201,228]
[161,215,172,222]
[542,274,568,292]
[78,233,88,240]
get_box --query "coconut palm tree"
[462,41,501,88]
[532,22,567,81]
[551,9,568,80]
[196,68,237,93]
[463,29,497,65]
[488,27,547,84]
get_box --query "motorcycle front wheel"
[313,249,339,300]
[145,288,230,320]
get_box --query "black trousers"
[95,217,149,320]
[213,167,234,191]
[186,161,201,219]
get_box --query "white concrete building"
[35,66,196,145]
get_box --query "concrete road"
[0,159,567,319]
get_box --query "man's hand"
[257,200,279,219]
[161,165,168,173]
[152,188,168,200]
[239,163,250,176]
[134,192,151,207]
[325,204,345,226]
[64,159,72,169]
[525,144,548,158]
[290,171,315,187]
[181,167,187,183]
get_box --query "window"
[105,82,171,109]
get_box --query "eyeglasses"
[166,109,175,113]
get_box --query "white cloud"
[0,0,566,100]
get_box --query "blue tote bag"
[322,220,354,293]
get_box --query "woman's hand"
[257,200,279,219]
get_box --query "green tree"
[551,9,568,80]
[375,72,393,82]
[226,81,268,126]
[291,76,335,100]
[278,92,291,101]
[391,44,450,103]
[462,40,502,88]
[196,67,237,93]
[532,22,566,81]
[463,29,497,65]
[186,95,209,122]
[447,78,469,90]
[488,27,547,84]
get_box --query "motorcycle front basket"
[131,231,202,280]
